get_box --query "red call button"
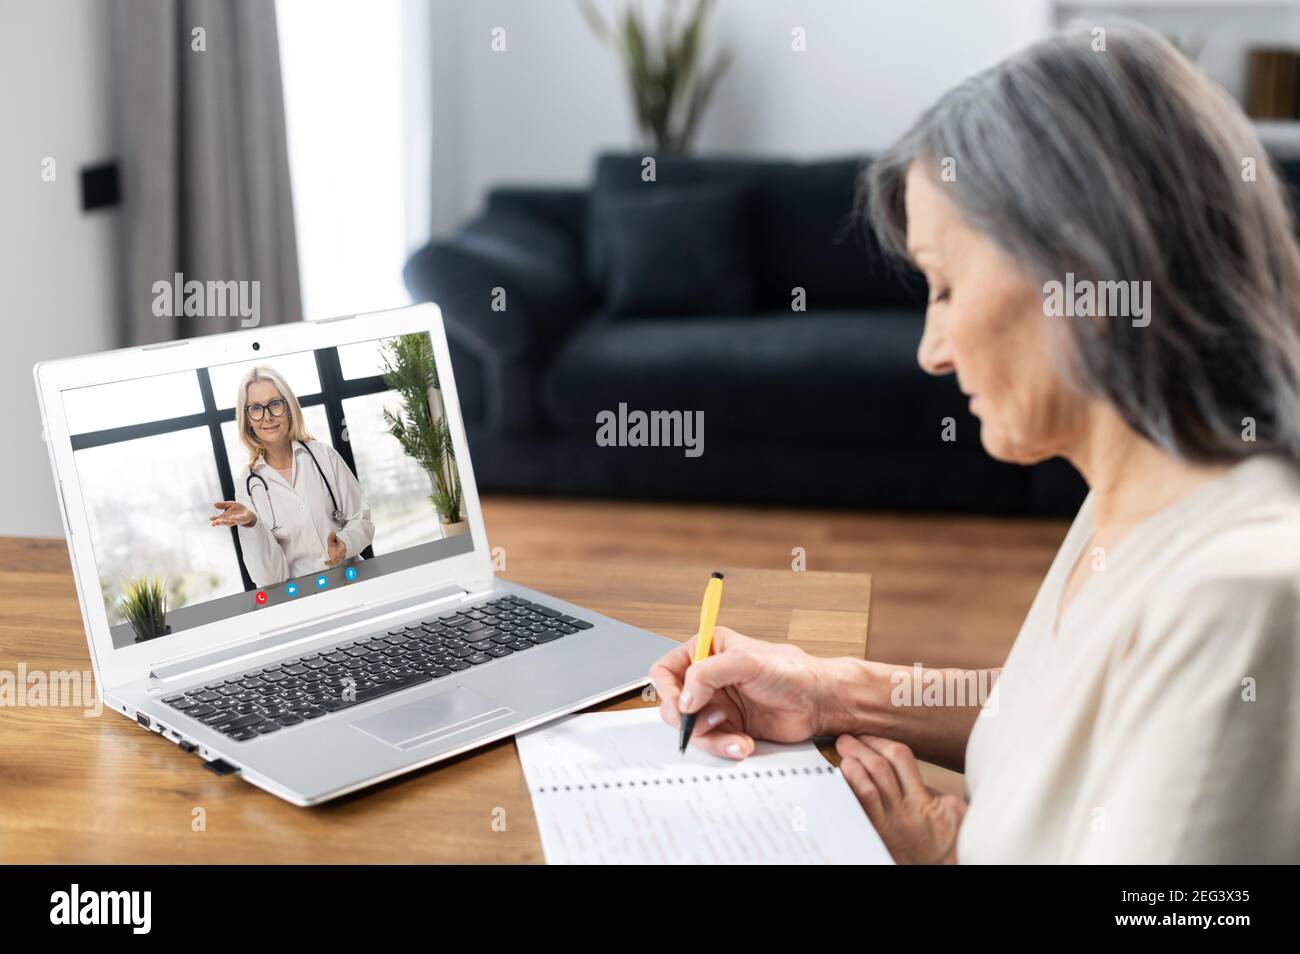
[255,591,268,605]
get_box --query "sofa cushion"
[542,309,980,449]
[587,153,926,309]
[591,183,757,317]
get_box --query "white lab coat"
[235,440,375,587]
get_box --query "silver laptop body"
[35,304,675,806]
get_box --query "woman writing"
[651,24,1300,863]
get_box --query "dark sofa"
[404,152,1089,516]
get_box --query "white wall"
[1059,2,1300,107]
[427,0,1054,236]
[0,0,119,538]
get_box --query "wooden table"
[0,538,870,863]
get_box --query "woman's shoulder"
[1141,456,1300,636]
[1179,456,1300,575]
[302,438,336,457]
[303,439,347,468]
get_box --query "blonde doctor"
[209,366,375,588]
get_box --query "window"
[337,339,389,380]
[76,428,245,625]
[276,0,415,320]
[343,390,444,554]
[62,370,203,434]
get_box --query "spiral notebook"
[515,707,893,865]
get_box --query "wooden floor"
[480,496,1070,672]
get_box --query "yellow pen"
[679,571,724,754]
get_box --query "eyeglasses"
[244,398,289,421]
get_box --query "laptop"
[34,303,676,805]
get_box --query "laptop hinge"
[148,583,469,682]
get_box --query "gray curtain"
[113,0,301,345]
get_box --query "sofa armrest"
[404,193,589,433]
[485,187,587,246]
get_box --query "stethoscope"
[246,441,344,533]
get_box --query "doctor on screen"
[209,366,375,588]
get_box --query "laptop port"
[136,713,151,729]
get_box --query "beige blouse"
[959,455,1300,863]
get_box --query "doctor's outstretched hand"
[324,531,347,567]
[210,500,256,528]
[650,625,855,760]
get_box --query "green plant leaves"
[583,0,729,153]
[381,334,463,524]
[120,575,168,641]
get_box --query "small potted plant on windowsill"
[381,333,467,537]
[120,576,170,643]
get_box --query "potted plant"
[120,576,170,642]
[381,333,466,536]
[579,0,731,153]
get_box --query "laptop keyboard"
[159,595,594,742]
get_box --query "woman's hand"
[837,733,966,864]
[649,626,839,759]
[324,531,347,567]
[210,500,256,528]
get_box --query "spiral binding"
[536,764,837,793]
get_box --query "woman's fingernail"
[678,690,693,711]
[706,710,724,727]
[725,743,743,758]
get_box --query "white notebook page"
[515,707,893,865]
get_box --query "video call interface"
[61,333,474,649]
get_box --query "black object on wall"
[80,161,121,212]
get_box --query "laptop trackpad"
[350,687,514,751]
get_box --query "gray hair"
[867,22,1300,464]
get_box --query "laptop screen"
[60,331,474,650]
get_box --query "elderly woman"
[210,366,375,588]
[650,24,1300,863]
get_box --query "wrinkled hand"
[649,625,832,760]
[324,531,347,567]
[837,734,967,864]
[210,500,256,528]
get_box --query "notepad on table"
[515,707,893,864]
